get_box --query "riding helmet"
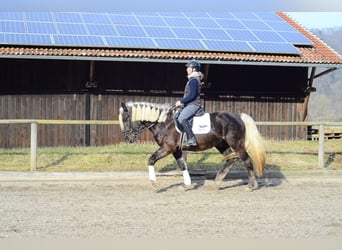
[185,60,200,71]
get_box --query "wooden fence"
[0,119,341,171]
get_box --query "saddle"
[174,107,211,135]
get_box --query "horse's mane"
[119,102,172,130]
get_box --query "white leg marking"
[148,165,156,182]
[182,169,191,186]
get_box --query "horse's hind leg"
[244,157,258,190]
[214,141,238,188]
[238,150,258,190]
[217,140,258,190]
[215,158,238,188]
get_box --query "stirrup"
[186,138,198,146]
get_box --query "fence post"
[318,124,325,168]
[30,122,38,171]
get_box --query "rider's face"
[186,67,194,75]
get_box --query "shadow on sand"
[157,163,287,192]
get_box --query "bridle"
[122,117,158,142]
[122,105,177,141]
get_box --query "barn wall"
[0,93,305,148]
[0,94,86,147]
[0,58,309,148]
[205,64,308,97]
[0,59,308,97]
[203,95,306,140]
[0,59,89,93]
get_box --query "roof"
[0,12,341,68]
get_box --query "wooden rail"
[0,119,341,171]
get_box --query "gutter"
[0,53,342,69]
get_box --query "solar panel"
[115,25,146,37]
[231,12,258,20]
[189,18,219,28]
[163,17,193,27]
[155,38,205,50]
[240,20,272,30]
[208,12,235,19]
[215,19,245,30]
[253,31,285,43]
[144,26,175,38]
[53,12,82,23]
[249,41,300,54]
[136,16,167,26]
[25,12,54,22]
[0,21,25,33]
[172,27,203,39]
[0,33,52,45]
[87,24,116,36]
[199,28,232,40]
[23,34,52,45]
[108,14,138,25]
[0,11,313,55]
[186,12,211,18]
[27,22,56,34]
[204,40,253,52]
[0,12,23,21]
[54,35,104,46]
[225,30,258,41]
[278,31,312,45]
[105,36,155,48]
[57,23,88,35]
[254,12,283,21]
[82,13,111,25]
[266,21,297,32]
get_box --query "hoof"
[214,179,223,190]
[245,186,254,192]
[151,181,159,190]
[246,181,258,191]
[182,184,193,191]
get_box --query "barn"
[0,11,342,147]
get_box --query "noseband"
[123,121,157,142]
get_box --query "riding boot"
[181,120,198,146]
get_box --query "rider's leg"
[181,119,197,146]
[177,105,199,147]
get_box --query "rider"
[175,60,203,147]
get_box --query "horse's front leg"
[173,148,191,187]
[147,147,171,189]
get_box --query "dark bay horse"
[119,101,266,190]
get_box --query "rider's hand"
[175,101,183,107]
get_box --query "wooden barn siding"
[0,94,86,148]
[89,94,180,145]
[204,96,305,140]
[1,94,305,148]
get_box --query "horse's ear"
[121,102,128,112]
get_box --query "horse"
[119,101,266,190]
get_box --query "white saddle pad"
[192,113,211,134]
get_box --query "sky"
[287,12,342,29]
[0,0,342,29]
[2,0,342,12]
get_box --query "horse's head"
[119,102,140,143]
[119,101,173,143]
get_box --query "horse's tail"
[240,113,266,177]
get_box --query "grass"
[0,140,342,172]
